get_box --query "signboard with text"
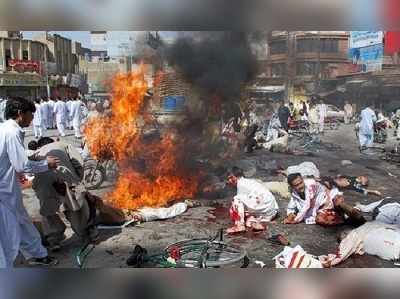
[349,31,384,49]
[349,31,384,73]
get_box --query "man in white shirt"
[285,173,365,226]
[358,105,377,149]
[344,101,353,124]
[70,97,83,138]
[47,98,55,129]
[226,167,279,233]
[53,97,67,137]
[66,98,73,130]
[317,100,327,133]
[0,97,59,268]
[33,99,44,139]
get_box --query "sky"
[23,31,178,56]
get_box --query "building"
[0,32,47,99]
[34,32,84,98]
[80,56,133,100]
[264,31,351,104]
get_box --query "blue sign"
[348,44,383,72]
[162,96,185,111]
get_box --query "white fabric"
[70,100,83,137]
[275,245,323,268]
[66,100,73,127]
[375,203,400,226]
[355,199,385,213]
[32,103,43,127]
[287,161,320,178]
[0,99,7,122]
[53,101,68,124]
[54,101,67,136]
[138,202,188,222]
[47,100,55,128]
[320,222,400,267]
[359,107,377,136]
[287,178,337,224]
[0,120,49,268]
[235,178,279,220]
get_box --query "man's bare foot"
[226,224,246,234]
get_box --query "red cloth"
[385,31,400,54]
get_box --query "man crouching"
[285,173,365,226]
[226,167,279,234]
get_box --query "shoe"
[28,256,58,267]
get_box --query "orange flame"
[84,67,198,210]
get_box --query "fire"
[84,67,198,210]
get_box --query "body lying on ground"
[226,167,279,233]
[284,173,365,226]
[319,221,400,267]
[319,175,382,197]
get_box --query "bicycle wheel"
[164,239,247,268]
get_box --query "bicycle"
[128,229,248,268]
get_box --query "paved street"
[18,124,400,268]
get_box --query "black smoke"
[166,32,258,118]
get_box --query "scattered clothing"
[287,162,320,178]
[275,245,323,268]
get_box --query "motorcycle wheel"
[84,161,106,190]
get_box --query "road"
[18,124,400,268]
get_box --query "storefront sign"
[8,59,41,73]
[0,74,46,86]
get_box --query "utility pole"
[285,31,290,102]
[316,31,321,93]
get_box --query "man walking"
[70,97,83,138]
[344,101,353,124]
[47,97,55,129]
[0,97,59,268]
[359,105,377,149]
[53,97,67,137]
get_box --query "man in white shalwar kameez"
[0,97,59,268]
[226,168,279,233]
[47,98,55,129]
[40,98,48,132]
[33,99,44,139]
[53,98,67,137]
[358,105,377,149]
[66,98,73,129]
[70,98,83,138]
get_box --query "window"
[22,50,29,60]
[271,63,286,77]
[297,39,318,53]
[320,39,339,53]
[270,41,287,55]
[296,62,318,76]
